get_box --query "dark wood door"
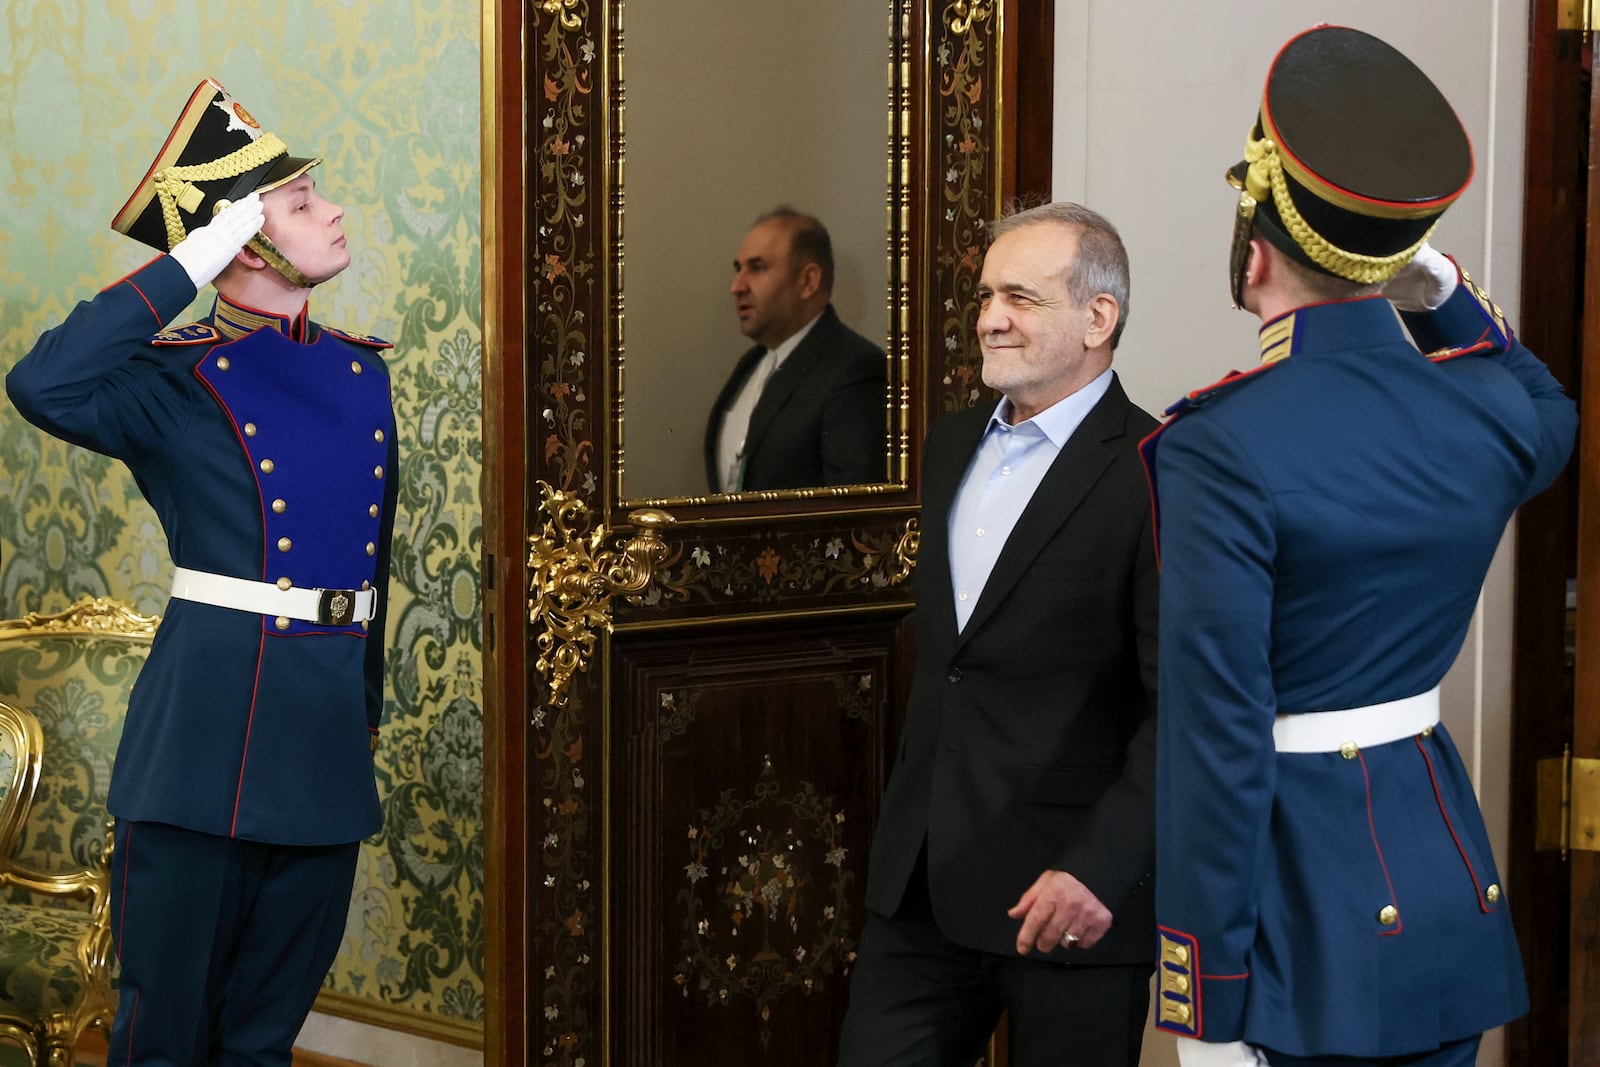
[1569,35,1600,1063]
[480,2,1051,1063]
[1507,5,1599,1064]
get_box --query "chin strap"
[246,233,320,289]
[212,197,322,290]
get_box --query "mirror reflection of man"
[705,207,888,493]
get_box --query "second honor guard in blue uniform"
[7,79,396,1064]
[1142,27,1577,1067]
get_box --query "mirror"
[618,0,905,504]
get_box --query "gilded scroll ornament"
[949,0,994,34]
[537,0,584,32]
[0,596,160,640]
[884,517,920,587]
[527,481,675,706]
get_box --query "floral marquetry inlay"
[935,0,999,414]
[674,756,857,1048]
[533,0,600,499]
[620,523,917,619]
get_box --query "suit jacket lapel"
[704,343,771,489]
[954,377,1133,649]
[920,405,991,652]
[743,306,840,458]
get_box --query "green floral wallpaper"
[0,0,485,1041]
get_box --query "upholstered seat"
[0,597,157,1065]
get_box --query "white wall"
[1047,3,1530,1064]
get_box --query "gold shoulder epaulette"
[322,326,393,350]
[150,323,220,346]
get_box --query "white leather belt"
[170,566,376,626]
[1272,686,1440,753]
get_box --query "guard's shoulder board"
[150,322,220,346]
[323,326,393,350]
[1425,340,1494,365]
[1162,360,1283,420]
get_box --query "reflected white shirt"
[716,312,824,492]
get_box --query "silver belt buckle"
[316,588,356,626]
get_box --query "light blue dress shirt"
[947,367,1114,631]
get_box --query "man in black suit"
[705,208,888,492]
[838,201,1159,1066]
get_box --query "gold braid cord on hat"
[153,132,287,249]
[1242,133,1435,285]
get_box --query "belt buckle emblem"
[319,589,354,626]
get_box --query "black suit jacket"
[863,374,1160,964]
[704,305,888,491]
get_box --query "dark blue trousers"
[105,820,359,1067]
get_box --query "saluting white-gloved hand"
[1382,241,1459,312]
[1176,1038,1270,1067]
[168,192,265,289]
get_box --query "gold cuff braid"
[153,132,287,249]
[1242,133,1434,285]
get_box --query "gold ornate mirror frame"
[482,0,1015,1060]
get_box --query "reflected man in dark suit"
[705,208,888,492]
[838,201,1158,1066]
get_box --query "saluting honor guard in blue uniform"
[1142,27,1577,1067]
[7,79,397,1064]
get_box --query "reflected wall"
[623,0,892,500]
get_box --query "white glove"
[168,192,265,289]
[1382,241,1458,312]
[1176,1038,1270,1067]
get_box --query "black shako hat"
[111,78,320,253]
[1226,25,1474,300]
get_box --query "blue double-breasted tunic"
[1143,273,1576,1058]
[7,254,397,846]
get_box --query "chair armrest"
[0,700,43,862]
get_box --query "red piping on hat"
[1259,25,1476,213]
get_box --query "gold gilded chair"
[0,596,157,1065]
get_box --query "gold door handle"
[527,481,675,707]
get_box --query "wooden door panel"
[611,620,909,1065]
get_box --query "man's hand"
[169,192,265,289]
[1006,869,1112,954]
[1382,241,1458,312]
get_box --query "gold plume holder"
[527,481,676,707]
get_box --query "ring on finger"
[1061,931,1080,946]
